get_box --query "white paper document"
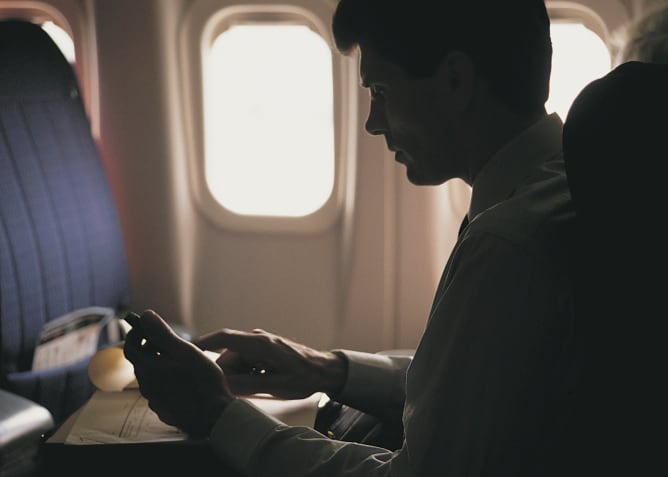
[65,389,188,445]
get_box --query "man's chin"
[405,166,427,186]
[404,166,446,186]
[395,152,416,180]
[396,153,443,185]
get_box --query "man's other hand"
[194,328,347,400]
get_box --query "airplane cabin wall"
[90,0,194,337]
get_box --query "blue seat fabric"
[0,19,130,425]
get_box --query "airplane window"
[204,24,334,217]
[547,23,611,120]
[41,20,75,63]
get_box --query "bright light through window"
[547,23,611,120]
[205,25,334,217]
[41,21,75,63]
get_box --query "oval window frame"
[180,0,358,234]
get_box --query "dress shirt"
[210,113,576,476]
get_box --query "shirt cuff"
[210,398,286,473]
[332,349,410,410]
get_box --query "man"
[124,1,577,475]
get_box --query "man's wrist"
[318,351,348,396]
[204,394,236,436]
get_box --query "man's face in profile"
[358,43,468,186]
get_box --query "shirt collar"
[468,112,563,221]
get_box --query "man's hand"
[123,309,236,438]
[193,328,347,400]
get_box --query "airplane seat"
[562,61,668,475]
[0,17,130,455]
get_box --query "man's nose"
[365,104,387,136]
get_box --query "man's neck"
[466,107,548,184]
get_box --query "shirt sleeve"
[210,398,402,477]
[209,351,413,476]
[329,349,412,420]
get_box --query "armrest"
[0,389,54,475]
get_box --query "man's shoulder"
[465,155,575,251]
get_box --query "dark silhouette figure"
[563,61,668,476]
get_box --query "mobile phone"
[122,311,142,329]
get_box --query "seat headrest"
[563,61,668,218]
[0,19,78,98]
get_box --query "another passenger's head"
[563,61,668,306]
[331,0,553,186]
[619,5,668,64]
[563,61,668,227]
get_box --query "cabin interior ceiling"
[2,0,666,351]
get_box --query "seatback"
[562,61,668,476]
[0,19,130,425]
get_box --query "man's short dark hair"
[332,0,552,114]
[620,5,668,64]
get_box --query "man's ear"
[439,51,476,113]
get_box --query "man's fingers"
[194,328,268,354]
[124,325,152,364]
[138,309,178,340]
[193,328,245,350]
[123,309,205,368]
[138,310,200,356]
